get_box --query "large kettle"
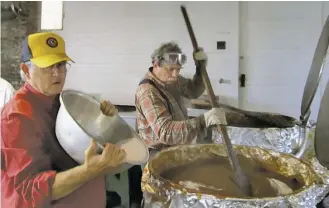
[55,89,149,174]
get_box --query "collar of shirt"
[24,82,59,112]
[147,67,166,88]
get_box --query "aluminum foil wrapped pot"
[211,109,314,158]
[188,107,315,158]
[142,144,329,208]
[55,89,149,174]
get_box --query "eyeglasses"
[41,62,71,74]
[162,53,187,66]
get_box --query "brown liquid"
[225,111,296,128]
[161,155,302,198]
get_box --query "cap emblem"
[46,37,58,48]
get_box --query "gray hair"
[19,61,34,81]
[151,41,182,65]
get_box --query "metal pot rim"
[147,144,323,201]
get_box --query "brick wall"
[1,1,40,89]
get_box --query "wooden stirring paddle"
[180,5,253,196]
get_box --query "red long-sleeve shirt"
[1,83,106,208]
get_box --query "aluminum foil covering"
[308,157,329,207]
[211,121,316,155]
[141,144,329,208]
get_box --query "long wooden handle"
[180,5,252,196]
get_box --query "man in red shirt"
[1,32,126,208]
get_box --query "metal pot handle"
[294,120,316,159]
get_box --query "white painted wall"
[59,1,240,107]
[59,1,327,121]
[239,2,324,121]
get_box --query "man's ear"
[20,63,31,79]
[152,62,158,68]
[153,59,162,68]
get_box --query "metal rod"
[180,5,252,196]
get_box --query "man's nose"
[172,70,179,78]
[52,69,59,76]
[52,68,62,77]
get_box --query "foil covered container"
[142,144,329,208]
[211,121,316,156]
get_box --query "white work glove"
[193,47,208,67]
[204,108,227,127]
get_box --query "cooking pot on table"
[55,89,149,174]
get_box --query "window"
[41,1,64,30]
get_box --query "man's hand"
[51,139,126,201]
[193,47,208,68]
[83,139,126,177]
[100,100,118,116]
[204,108,227,127]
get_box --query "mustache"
[164,79,180,90]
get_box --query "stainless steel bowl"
[55,89,149,174]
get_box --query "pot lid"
[300,15,329,123]
[314,77,329,170]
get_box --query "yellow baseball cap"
[21,32,74,68]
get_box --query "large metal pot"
[55,89,149,174]
[216,110,316,158]
[188,108,315,157]
[142,144,329,208]
[189,15,329,159]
